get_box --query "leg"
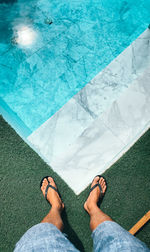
[14,177,79,252]
[41,177,64,231]
[84,176,150,252]
[84,176,112,231]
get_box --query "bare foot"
[84,176,107,215]
[41,177,64,212]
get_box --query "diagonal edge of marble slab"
[28,28,150,165]
[49,66,150,194]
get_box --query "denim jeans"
[14,221,150,251]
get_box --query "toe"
[91,176,100,187]
[48,177,53,183]
[99,177,107,193]
[48,177,57,188]
[101,180,105,188]
[42,178,48,188]
[99,177,103,184]
[41,178,48,196]
[94,176,100,183]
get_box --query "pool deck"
[27,29,150,194]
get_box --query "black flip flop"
[90,175,107,200]
[40,176,62,203]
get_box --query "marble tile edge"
[73,122,150,195]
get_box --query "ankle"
[88,205,101,215]
[51,205,63,213]
[84,201,100,215]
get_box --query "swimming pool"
[0,0,150,135]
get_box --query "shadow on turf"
[62,209,85,252]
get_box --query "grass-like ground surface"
[0,115,150,251]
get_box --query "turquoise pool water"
[0,0,150,135]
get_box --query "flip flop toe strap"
[90,183,104,198]
[45,184,60,200]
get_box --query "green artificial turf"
[0,115,150,252]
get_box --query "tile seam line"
[6,29,67,67]
[19,20,91,65]
[102,118,150,147]
[98,65,150,144]
[76,122,150,195]
[99,122,150,174]
[101,118,125,145]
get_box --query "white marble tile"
[101,67,150,145]
[50,119,125,194]
[28,98,94,162]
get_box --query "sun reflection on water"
[14,26,37,46]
